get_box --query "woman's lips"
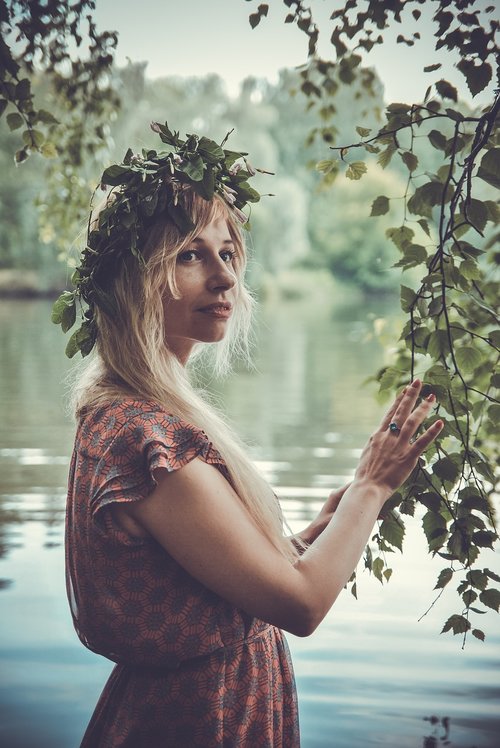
[197,303,233,319]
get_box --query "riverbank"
[0,269,65,298]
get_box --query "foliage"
[308,164,406,293]
[0,0,120,245]
[246,0,500,644]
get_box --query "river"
[0,297,498,748]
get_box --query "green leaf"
[386,225,414,250]
[316,159,339,175]
[487,403,500,424]
[14,148,28,163]
[7,112,23,131]
[433,456,460,483]
[65,322,95,358]
[486,569,500,583]
[235,181,260,204]
[466,199,488,233]
[477,148,500,190]
[181,154,205,181]
[448,530,468,562]
[426,329,449,359]
[460,259,481,280]
[455,346,482,372]
[400,285,417,313]
[462,589,477,606]
[193,166,215,200]
[400,151,418,172]
[370,195,389,216]
[372,557,384,583]
[441,614,471,635]
[394,243,427,269]
[65,329,80,358]
[428,130,447,150]
[51,292,76,325]
[40,141,57,159]
[467,570,488,590]
[491,373,500,389]
[407,181,445,218]
[479,588,500,612]
[422,511,447,551]
[379,512,405,551]
[356,126,371,137]
[378,366,403,391]
[434,568,453,589]
[473,530,496,548]
[197,136,225,163]
[60,301,76,333]
[377,145,396,169]
[101,164,133,186]
[249,4,269,28]
[459,493,491,517]
[418,492,441,512]
[0,98,8,117]
[30,129,45,148]
[457,59,492,97]
[435,79,458,101]
[423,63,442,73]
[345,161,367,180]
[36,108,59,125]
[484,200,500,223]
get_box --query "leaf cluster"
[0,0,119,164]
[246,0,500,644]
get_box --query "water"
[0,298,499,748]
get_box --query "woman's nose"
[207,258,237,292]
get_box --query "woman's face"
[162,216,239,364]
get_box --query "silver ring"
[389,421,400,435]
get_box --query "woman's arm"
[121,381,442,637]
[293,483,350,547]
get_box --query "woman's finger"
[409,418,444,455]
[389,378,423,431]
[379,386,408,431]
[399,393,435,441]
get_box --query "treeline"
[0,62,475,294]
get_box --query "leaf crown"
[52,121,265,358]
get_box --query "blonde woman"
[54,123,443,747]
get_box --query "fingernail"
[426,393,435,402]
[412,378,421,388]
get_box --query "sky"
[93,0,494,105]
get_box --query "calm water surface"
[0,298,499,748]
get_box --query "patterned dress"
[66,398,300,747]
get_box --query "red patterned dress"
[66,398,300,747]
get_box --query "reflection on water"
[0,298,499,748]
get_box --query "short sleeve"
[80,400,219,523]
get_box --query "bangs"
[145,191,246,299]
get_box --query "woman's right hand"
[354,378,443,495]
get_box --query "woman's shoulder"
[80,397,186,431]
[77,397,218,460]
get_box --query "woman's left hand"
[297,484,351,545]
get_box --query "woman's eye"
[178,250,199,263]
[220,249,235,263]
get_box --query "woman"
[55,123,443,747]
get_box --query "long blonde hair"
[72,190,300,563]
